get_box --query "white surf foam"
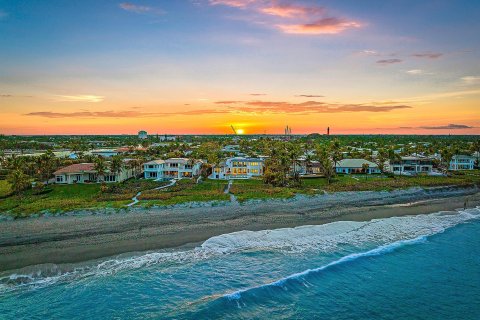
[1,207,479,294]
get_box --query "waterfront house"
[335,159,380,174]
[143,158,202,180]
[209,157,264,180]
[449,155,475,170]
[54,160,140,184]
[389,156,433,175]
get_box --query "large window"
[56,175,64,183]
[104,175,116,182]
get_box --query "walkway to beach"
[126,179,177,207]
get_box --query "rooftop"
[54,163,96,175]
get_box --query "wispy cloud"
[277,18,361,35]
[26,99,412,119]
[419,124,474,130]
[461,76,480,85]
[249,93,267,96]
[405,69,433,75]
[295,94,324,98]
[209,0,255,8]
[412,52,443,59]
[209,0,361,35]
[1,94,33,98]
[376,59,402,65]
[260,2,324,18]
[119,2,164,15]
[52,95,105,103]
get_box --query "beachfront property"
[54,160,141,184]
[389,156,433,175]
[292,158,323,176]
[209,157,264,180]
[449,155,475,170]
[335,159,381,174]
[143,158,202,180]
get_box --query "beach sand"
[0,186,479,272]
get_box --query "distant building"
[54,161,140,184]
[335,159,380,174]
[449,155,475,170]
[91,149,120,158]
[143,158,202,180]
[389,156,433,175]
[138,130,148,140]
[160,135,177,142]
[209,157,264,180]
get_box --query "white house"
[335,159,381,174]
[143,158,202,180]
[209,157,264,180]
[143,160,165,179]
[389,156,433,175]
[449,155,475,170]
[54,161,140,184]
[160,135,177,142]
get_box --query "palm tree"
[362,163,370,180]
[7,169,31,194]
[440,148,454,173]
[110,155,123,182]
[315,146,335,184]
[94,157,107,182]
[330,139,342,168]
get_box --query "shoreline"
[0,186,479,273]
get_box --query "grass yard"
[139,179,230,206]
[229,178,306,202]
[0,180,12,198]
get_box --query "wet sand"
[0,186,479,272]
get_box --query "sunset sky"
[0,0,479,135]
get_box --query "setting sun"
[236,129,245,135]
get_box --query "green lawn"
[0,179,167,218]
[1,172,479,217]
[0,180,12,198]
[139,179,230,206]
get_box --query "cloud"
[1,94,33,98]
[277,17,361,35]
[412,52,442,59]
[25,99,412,119]
[233,100,411,114]
[209,0,255,8]
[461,76,480,85]
[249,93,267,96]
[260,2,324,18]
[119,2,164,15]
[419,124,474,130]
[376,59,402,65]
[406,69,425,75]
[209,0,361,36]
[295,94,324,98]
[52,95,105,103]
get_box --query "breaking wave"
[1,207,479,295]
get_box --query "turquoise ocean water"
[1,207,479,319]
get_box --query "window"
[104,175,116,182]
[56,175,64,182]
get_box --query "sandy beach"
[1,186,479,273]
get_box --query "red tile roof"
[54,163,96,175]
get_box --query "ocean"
[1,207,479,319]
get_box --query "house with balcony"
[449,155,475,170]
[291,158,323,176]
[143,158,202,180]
[389,156,433,175]
[335,159,381,174]
[54,160,140,184]
[143,160,165,179]
[209,157,264,180]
